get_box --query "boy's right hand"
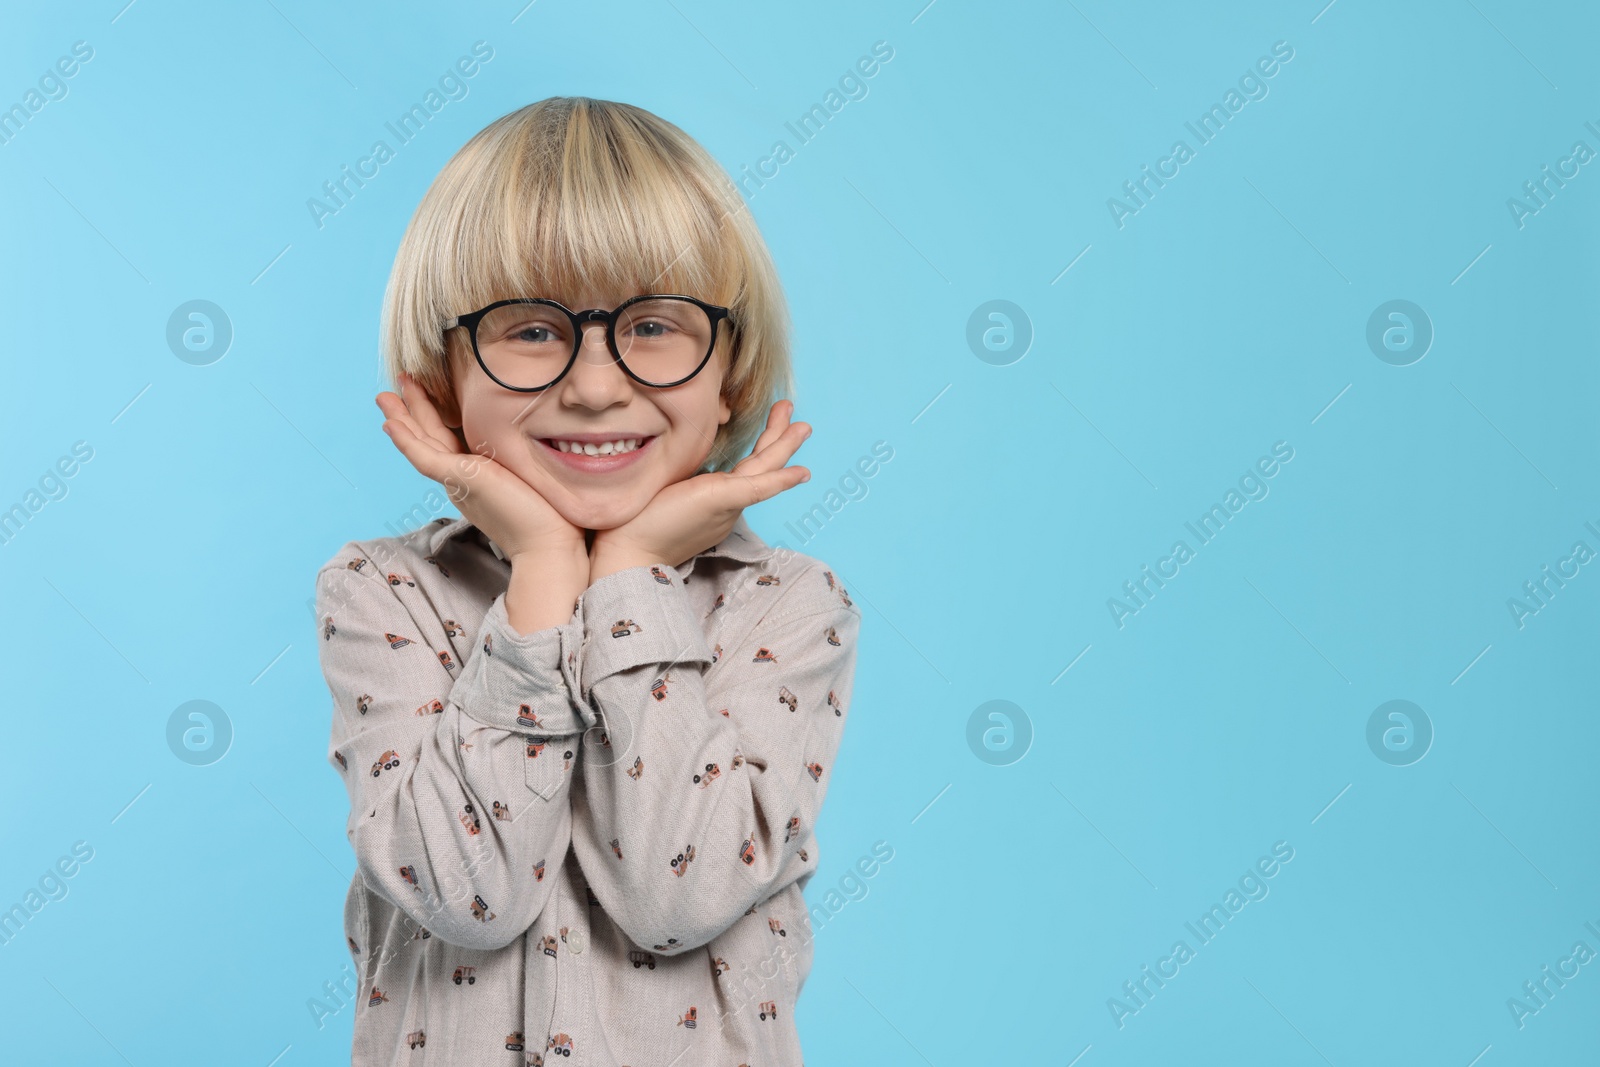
[375,372,586,564]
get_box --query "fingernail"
[800,471,810,482]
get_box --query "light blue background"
[2,1,1596,1064]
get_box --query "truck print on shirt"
[669,844,696,877]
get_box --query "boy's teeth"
[554,438,641,455]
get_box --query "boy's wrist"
[509,541,590,572]
[504,545,590,634]
[588,545,660,585]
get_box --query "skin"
[374,287,812,634]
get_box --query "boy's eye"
[479,305,571,348]
[629,319,673,338]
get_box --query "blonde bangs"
[381,96,790,472]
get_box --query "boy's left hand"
[590,400,812,582]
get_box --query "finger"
[380,416,463,486]
[397,372,463,454]
[377,390,460,459]
[393,416,529,505]
[729,463,811,508]
[734,401,805,474]
[746,400,794,458]
[383,375,460,455]
[736,416,811,477]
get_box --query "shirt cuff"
[452,591,588,736]
[576,563,714,707]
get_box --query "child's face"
[443,288,733,532]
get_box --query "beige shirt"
[314,512,860,1066]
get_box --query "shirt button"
[567,928,586,954]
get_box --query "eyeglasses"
[444,294,734,392]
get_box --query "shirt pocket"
[522,736,573,802]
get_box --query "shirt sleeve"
[565,559,860,956]
[315,544,586,951]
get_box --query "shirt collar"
[423,512,773,577]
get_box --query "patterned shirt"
[313,512,861,1066]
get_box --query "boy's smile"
[441,289,733,533]
[536,430,657,471]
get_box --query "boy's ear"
[427,352,465,429]
[715,345,734,427]
[435,380,464,430]
[405,373,463,429]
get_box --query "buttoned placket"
[482,532,598,1061]
[558,863,604,1064]
[561,593,598,1066]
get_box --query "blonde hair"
[379,96,792,473]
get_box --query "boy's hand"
[589,400,812,582]
[376,372,587,563]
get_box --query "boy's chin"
[552,493,650,534]
[503,463,651,533]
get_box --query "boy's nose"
[561,326,633,404]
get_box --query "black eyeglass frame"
[444,294,735,393]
